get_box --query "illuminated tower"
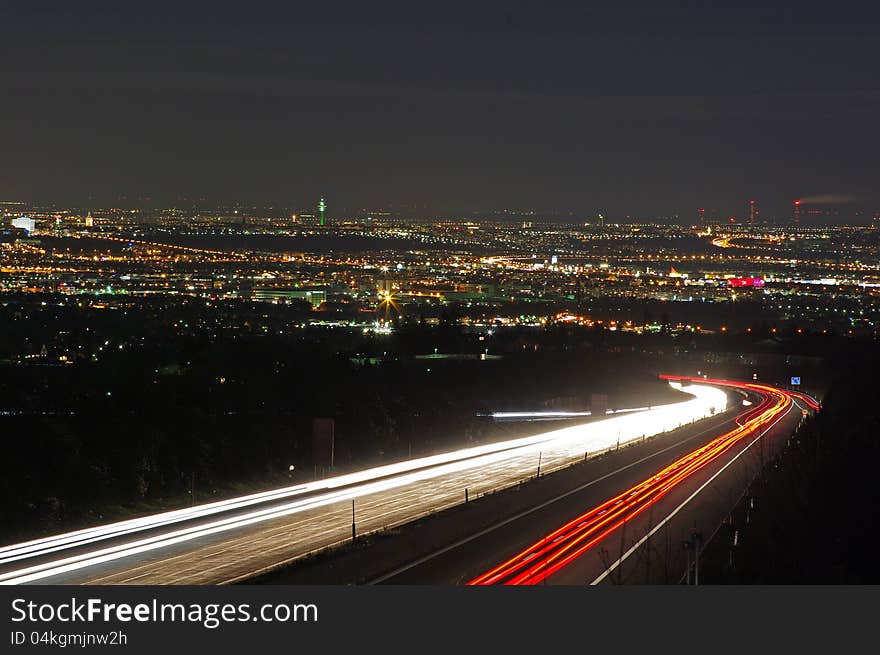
[793,199,801,228]
[748,199,756,226]
[318,197,326,226]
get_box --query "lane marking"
[590,402,794,585]
[3,388,722,564]
[367,413,738,584]
[3,385,727,583]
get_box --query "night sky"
[2,1,878,219]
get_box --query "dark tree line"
[702,351,880,583]
[1,321,687,542]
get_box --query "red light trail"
[468,376,817,585]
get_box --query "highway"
[0,381,726,585]
[467,377,819,585]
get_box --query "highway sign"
[791,376,801,386]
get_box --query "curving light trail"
[468,376,815,585]
[486,406,655,421]
[0,383,727,585]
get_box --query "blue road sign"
[791,376,801,386]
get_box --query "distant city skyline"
[2,195,877,226]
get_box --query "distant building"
[377,278,395,294]
[696,207,723,226]
[11,215,35,233]
[253,287,326,307]
[727,277,765,288]
[318,197,326,226]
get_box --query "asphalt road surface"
[0,382,724,585]
[376,379,816,585]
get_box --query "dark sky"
[2,1,878,219]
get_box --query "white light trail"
[487,406,653,420]
[0,382,726,585]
